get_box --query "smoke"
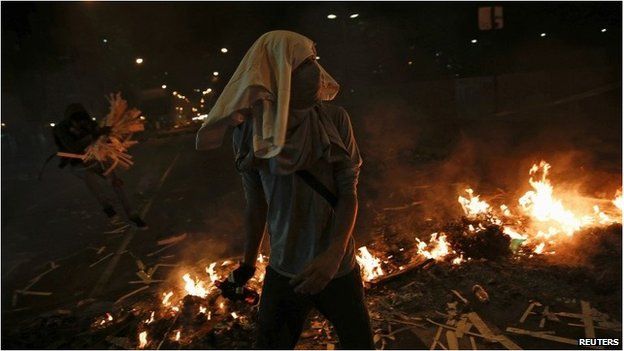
[350,80,621,244]
[173,191,247,267]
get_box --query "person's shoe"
[129,215,149,230]
[103,206,117,218]
[108,214,125,227]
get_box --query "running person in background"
[53,103,147,229]
[196,31,374,349]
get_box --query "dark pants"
[70,163,135,218]
[256,265,375,350]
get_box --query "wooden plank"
[467,312,522,350]
[114,285,149,305]
[371,257,435,285]
[455,318,471,338]
[469,336,477,350]
[430,326,443,350]
[553,311,606,322]
[446,330,459,350]
[466,313,496,339]
[451,290,469,305]
[89,252,114,268]
[539,306,549,328]
[16,290,52,296]
[426,319,492,341]
[496,334,523,350]
[519,302,542,323]
[505,327,577,346]
[580,300,596,339]
[568,323,622,331]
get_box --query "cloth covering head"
[195,30,340,158]
[65,103,90,122]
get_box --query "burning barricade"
[86,160,621,349]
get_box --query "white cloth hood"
[195,30,340,158]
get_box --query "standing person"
[196,31,373,349]
[53,103,148,229]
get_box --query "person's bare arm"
[290,107,362,294]
[228,170,267,285]
[239,166,268,263]
[242,188,267,266]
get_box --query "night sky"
[2,2,621,126]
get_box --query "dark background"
[2,2,621,142]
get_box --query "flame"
[231,312,238,319]
[199,306,207,314]
[614,190,623,211]
[533,242,545,254]
[174,330,181,341]
[182,273,208,298]
[452,254,464,265]
[458,188,491,217]
[518,162,585,235]
[138,331,148,349]
[500,204,512,216]
[355,246,384,282]
[205,262,219,283]
[162,291,174,306]
[594,205,611,224]
[145,311,155,324]
[456,161,621,257]
[416,233,451,260]
[503,227,526,240]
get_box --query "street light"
[49,122,56,127]
[540,33,547,37]
[327,14,337,19]
[601,28,607,33]
[102,38,108,43]
[221,48,228,53]
[213,71,219,77]
[161,84,167,89]
[135,57,144,64]
[471,39,478,44]
[349,13,359,19]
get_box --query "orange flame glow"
[355,246,384,282]
[182,273,208,298]
[138,331,148,349]
[416,233,452,260]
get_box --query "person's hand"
[289,246,344,295]
[228,262,256,287]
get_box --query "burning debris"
[358,160,622,279]
[5,158,620,349]
[83,256,268,349]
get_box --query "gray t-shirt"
[233,103,362,278]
